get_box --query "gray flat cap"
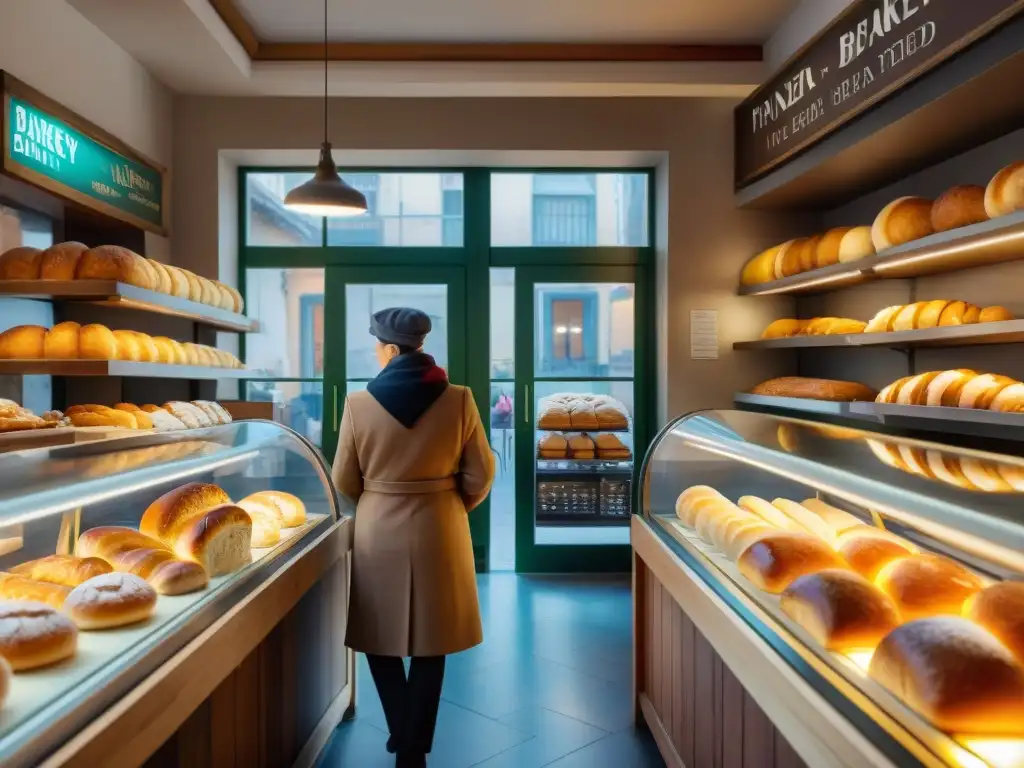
[370,307,431,348]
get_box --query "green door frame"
[320,264,468,465]
[512,264,648,573]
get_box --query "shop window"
[326,174,382,247]
[244,268,325,378]
[490,172,649,247]
[539,289,599,376]
[245,173,323,247]
[442,188,464,247]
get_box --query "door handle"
[524,384,530,424]
[333,384,339,432]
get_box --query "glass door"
[320,266,467,464]
[514,265,646,572]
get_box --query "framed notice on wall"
[0,72,169,235]
[734,0,1024,188]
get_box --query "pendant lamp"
[283,0,367,217]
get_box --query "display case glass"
[0,420,346,768]
[640,409,1024,768]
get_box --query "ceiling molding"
[206,0,763,63]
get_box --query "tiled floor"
[316,574,665,768]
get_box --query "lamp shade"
[283,142,368,218]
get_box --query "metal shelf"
[849,402,1024,442]
[0,280,257,333]
[0,360,261,380]
[733,393,860,418]
[738,210,1024,297]
[734,320,1024,351]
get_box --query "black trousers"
[366,654,445,755]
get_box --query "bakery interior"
[2,0,1024,766]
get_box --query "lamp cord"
[323,0,328,143]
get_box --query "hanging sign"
[1,72,168,235]
[735,0,1024,188]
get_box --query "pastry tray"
[0,513,330,767]
[0,280,257,333]
[656,517,1020,768]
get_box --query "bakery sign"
[1,72,168,235]
[735,0,1024,187]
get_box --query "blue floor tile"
[316,575,663,768]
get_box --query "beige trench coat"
[333,384,494,657]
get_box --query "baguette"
[750,377,877,403]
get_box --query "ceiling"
[233,0,797,45]
[66,0,799,97]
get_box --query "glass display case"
[0,420,346,768]
[640,409,1024,768]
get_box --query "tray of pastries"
[537,432,632,461]
[536,393,630,432]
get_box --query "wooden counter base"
[631,516,908,768]
[42,519,353,768]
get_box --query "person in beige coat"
[333,307,494,768]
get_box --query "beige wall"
[173,96,801,425]
[0,0,174,260]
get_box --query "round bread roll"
[198,277,219,306]
[128,332,158,363]
[243,490,306,527]
[180,270,203,302]
[837,226,875,263]
[989,382,1024,412]
[43,321,82,359]
[740,245,783,286]
[985,161,1024,219]
[112,329,142,362]
[163,265,191,299]
[737,532,847,594]
[891,302,924,332]
[64,573,157,630]
[781,569,900,652]
[0,245,42,279]
[170,340,189,366]
[147,259,173,294]
[78,324,118,360]
[872,197,935,252]
[150,337,176,364]
[916,300,950,330]
[237,497,283,548]
[869,616,1024,734]
[979,305,1014,324]
[75,246,153,289]
[958,373,1016,409]
[0,325,46,359]
[963,304,981,324]
[141,482,232,544]
[814,227,853,268]
[964,581,1024,664]
[796,235,821,273]
[895,371,942,406]
[761,319,805,339]
[223,283,244,314]
[778,238,807,278]
[212,282,234,311]
[875,554,982,620]
[38,241,88,279]
[0,600,77,670]
[181,343,201,366]
[937,300,969,326]
[931,185,989,233]
[837,529,917,581]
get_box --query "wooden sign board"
[734,0,1024,188]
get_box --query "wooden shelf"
[0,280,257,333]
[734,319,1024,351]
[739,210,1024,297]
[735,15,1024,210]
[0,360,261,379]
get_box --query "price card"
[690,309,719,360]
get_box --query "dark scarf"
[367,352,449,429]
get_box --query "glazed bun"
[63,573,157,629]
[737,532,847,594]
[875,554,982,621]
[963,581,1024,663]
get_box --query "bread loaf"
[738,496,800,531]
[38,241,88,280]
[772,498,836,545]
[891,303,924,332]
[172,504,253,575]
[869,617,1024,734]
[568,434,595,459]
[141,482,232,544]
[0,246,42,279]
[925,450,976,490]
[931,185,989,232]
[985,161,1024,219]
[77,525,170,559]
[837,529,917,581]
[964,582,1024,664]
[0,600,77,670]
[166,401,212,427]
[989,382,1024,412]
[837,226,875,263]
[537,433,568,459]
[958,374,1016,409]
[740,245,783,285]
[10,555,112,587]
[980,306,1014,324]
[64,573,157,629]
[197,276,219,306]
[737,532,847,593]
[43,321,81,359]
[78,323,118,360]
[872,197,935,251]
[237,498,283,548]
[781,569,900,652]
[113,329,142,361]
[960,458,1014,492]
[916,300,950,329]
[223,283,244,314]
[594,433,629,459]
[243,490,306,527]
[76,246,153,289]
[815,227,853,268]
[761,319,805,339]
[147,259,172,294]
[132,332,159,363]
[799,498,863,535]
[0,325,46,359]
[161,265,189,299]
[938,300,968,326]
[675,486,726,528]
[0,571,70,609]
[895,371,942,406]
[749,377,877,402]
[104,548,207,595]
[864,306,901,333]
[875,554,982,620]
